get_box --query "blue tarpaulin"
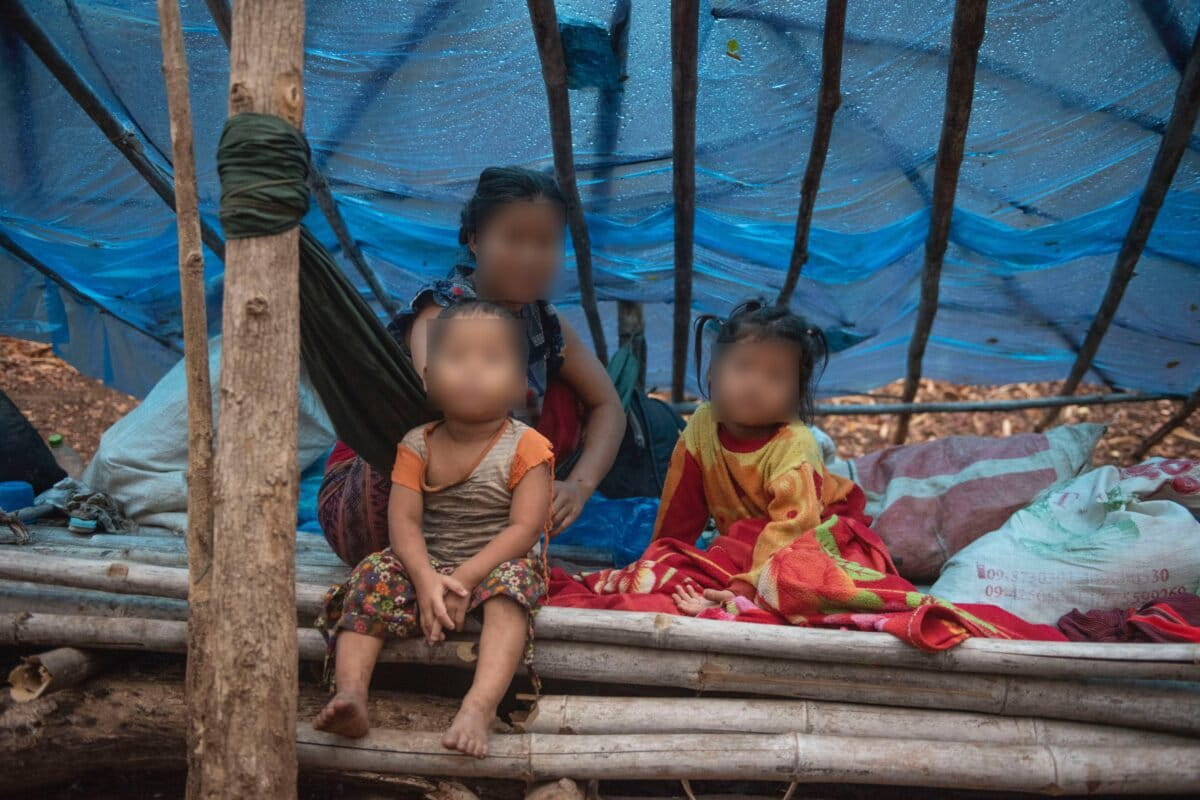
[2,0,1198,399]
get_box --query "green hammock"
[219,113,433,474]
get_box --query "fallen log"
[516,695,1195,746]
[4,613,1199,736]
[296,726,1200,793]
[7,647,105,702]
[6,552,1197,682]
[0,676,463,793]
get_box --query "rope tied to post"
[217,112,311,239]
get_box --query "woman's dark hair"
[693,299,830,423]
[458,166,567,246]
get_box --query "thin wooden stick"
[203,1,305,795]
[5,614,1199,736]
[517,695,1195,747]
[1132,384,1200,460]
[527,0,608,364]
[894,0,989,444]
[7,647,104,702]
[296,726,1200,792]
[154,3,215,795]
[670,0,699,401]
[1038,27,1200,431]
[4,0,224,260]
[776,0,847,308]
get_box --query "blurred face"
[425,316,526,423]
[470,200,565,305]
[709,337,803,428]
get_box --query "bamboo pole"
[0,579,189,621]
[4,1,224,260]
[526,0,608,364]
[518,695,1196,747]
[776,0,847,308]
[203,1,306,795]
[4,557,1198,681]
[5,614,1199,735]
[670,0,699,402]
[1132,384,1200,460]
[154,3,215,795]
[669,389,1184,416]
[1038,27,1200,431]
[296,727,1200,792]
[7,647,104,702]
[893,0,988,445]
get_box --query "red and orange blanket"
[549,404,1064,651]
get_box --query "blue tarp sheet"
[2,0,1199,399]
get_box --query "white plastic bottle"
[48,433,84,480]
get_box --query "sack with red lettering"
[930,459,1200,624]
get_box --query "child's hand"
[416,572,469,643]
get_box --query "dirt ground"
[2,335,1194,469]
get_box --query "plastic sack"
[82,336,336,533]
[550,494,661,568]
[930,459,1200,624]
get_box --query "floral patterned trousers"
[318,549,546,655]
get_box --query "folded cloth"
[1058,594,1200,643]
[34,478,137,534]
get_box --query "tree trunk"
[203,1,306,796]
[0,677,460,794]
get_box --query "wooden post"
[670,0,699,402]
[1037,27,1200,431]
[776,0,847,308]
[1131,384,1200,461]
[154,2,214,796]
[893,0,988,444]
[202,1,305,796]
[202,0,397,319]
[6,0,225,260]
[526,0,609,364]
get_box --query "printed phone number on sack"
[982,583,1191,604]
[974,565,1174,585]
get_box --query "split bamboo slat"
[294,727,1200,793]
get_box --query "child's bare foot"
[314,690,369,739]
[442,698,494,758]
[672,583,735,616]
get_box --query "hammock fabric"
[217,113,432,474]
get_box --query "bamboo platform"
[3,522,1199,794]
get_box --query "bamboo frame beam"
[670,0,699,401]
[154,3,215,796]
[518,695,1195,747]
[3,560,1198,683]
[202,0,398,318]
[527,0,609,364]
[296,726,1200,792]
[670,389,1181,417]
[4,1,225,260]
[6,613,1200,736]
[776,0,847,308]
[1132,384,1200,460]
[1038,27,1200,431]
[894,0,988,444]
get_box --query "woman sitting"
[319,167,625,566]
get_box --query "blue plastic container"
[0,480,35,512]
